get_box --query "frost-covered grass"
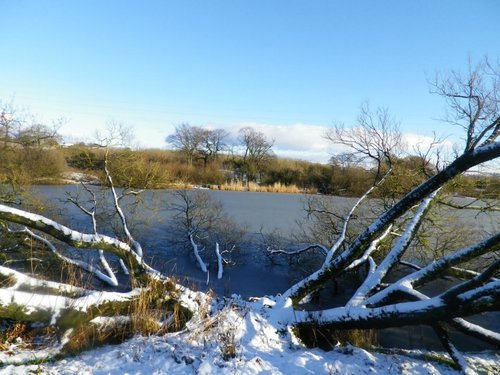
[1,298,498,375]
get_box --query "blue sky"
[1,1,499,161]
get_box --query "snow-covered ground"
[1,300,498,375]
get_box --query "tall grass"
[215,181,305,194]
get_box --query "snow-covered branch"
[441,259,500,302]
[345,225,392,272]
[326,168,392,262]
[0,203,158,277]
[280,169,393,305]
[289,281,500,328]
[0,268,139,327]
[433,323,476,375]
[215,242,223,279]
[450,318,500,348]
[364,232,500,307]
[348,191,438,306]
[67,184,119,285]
[189,234,208,273]
[290,141,500,303]
[104,158,143,258]
[20,227,119,287]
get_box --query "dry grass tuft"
[62,278,191,354]
[62,320,133,356]
[0,322,59,352]
[215,181,303,194]
[0,274,17,288]
[130,278,187,335]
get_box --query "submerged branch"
[215,242,223,279]
[267,244,329,256]
[104,155,143,258]
[189,234,208,273]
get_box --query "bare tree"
[197,128,229,169]
[0,100,21,150]
[326,102,403,180]
[0,100,62,149]
[16,122,62,148]
[166,124,229,169]
[165,123,204,166]
[431,56,500,152]
[0,101,64,203]
[237,126,274,181]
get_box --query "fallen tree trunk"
[289,141,500,303]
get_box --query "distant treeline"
[61,145,499,198]
[2,102,498,199]
[0,131,498,199]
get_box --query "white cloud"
[222,122,339,163]
[222,123,457,164]
[402,133,452,154]
[61,119,459,165]
[237,122,330,152]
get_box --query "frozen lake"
[31,185,500,351]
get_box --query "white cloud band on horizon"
[220,122,455,164]
[232,122,334,162]
[62,120,456,165]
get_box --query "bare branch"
[21,227,118,287]
[326,103,402,178]
[348,190,438,306]
[365,232,500,307]
[267,244,329,257]
[438,197,500,212]
[430,57,500,151]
